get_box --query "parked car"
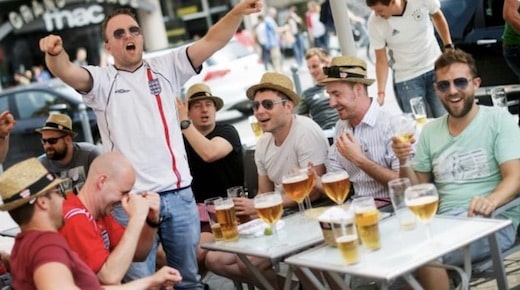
[0,79,100,169]
[144,38,265,122]
[440,0,519,118]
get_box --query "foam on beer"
[215,203,234,210]
[283,174,308,184]
[321,171,349,183]
[406,195,438,206]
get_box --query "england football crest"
[149,78,162,95]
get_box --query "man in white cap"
[176,83,244,272]
[205,72,329,288]
[37,113,100,193]
[0,158,181,289]
[320,55,399,206]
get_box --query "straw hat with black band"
[246,72,300,105]
[186,83,224,111]
[318,55,375,86]
[36,113,78,137]
[0,158,66,211]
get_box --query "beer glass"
[254,191,284,238]
[214,197,240,241]
[249,116,263,139]
[204,197,224,241]
[388,178,416,231]
[321,170,351,205]
[409,97,427,126]
[404,183,439,240]
[332,213,359,265]
[352,196,381,250]
[227,186,250,224]
[282,169,312,214]
[491,87,508,109]
[390,113,416,166]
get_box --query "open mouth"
[126,43,136,51]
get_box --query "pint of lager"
[204,197,224,241]
[332,211,359,265]
[321,170,350,205]
[215,197,239,241]
[352,196,381,250]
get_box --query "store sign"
[43,5,105,31]
[9,0,66,30]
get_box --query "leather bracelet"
[146,217,162,228]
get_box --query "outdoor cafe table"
[284,215,511,290]
[200,212,324,290]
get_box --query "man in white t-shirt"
[38,1,262,288]
[367,0,452,118]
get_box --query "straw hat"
[186,83,224,111]
[318,55,375,86]
[246,72,300,105]
[36,113,77,137]
[0,158,66,211]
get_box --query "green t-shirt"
[503,6,520,45]
[414,106,520,229]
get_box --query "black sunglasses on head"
[252,99,287,111]
[322,65,366,79]
[113,26,142,40]
[434,77,473,93]
[41,135,66,145]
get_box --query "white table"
[284,215,511,290]
[201,213,324,290]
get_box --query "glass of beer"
[214,197,240,242]
[405,183,439,240]
[282,169,313,215]
[249,116,263,139]
[321,170,351,205]
[352,196,381,250]
[390,113,416,166]
[227,186,250,224]
[254,191,284,238]
[332,211,359,265]
[204,197,224,241]
[409,97,427,126]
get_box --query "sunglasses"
[322,65,366,78]
[41,135,66,145]
[434,77,473,93]
[113,26,142,40]
[252,99,287,111]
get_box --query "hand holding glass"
[391,114,416,166]
[404,183,439,240]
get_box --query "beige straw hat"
[246,72,300,105]
[318,55,375,86]
[36,113,78,137]
[0,158,66,211]
[186,83,224,111]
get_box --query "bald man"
[59,152,161,285]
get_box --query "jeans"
[292,34,305,67]
[159,187,202,290]
[112,187,202,289]
[441,208,517,266]
[394,70,446,118]
[503,44,520,82]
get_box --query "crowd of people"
[0,0,519,289]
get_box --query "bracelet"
[46,50,62,57]
[444,43,455,49]
[146,217,162,228]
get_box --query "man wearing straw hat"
[0,158,182,289]
[320,55,399,206]
[37,113,100,193]
[176,83,244,272]
[205,72,329,288]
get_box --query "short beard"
[444,94,474,118]
[47,147,68,161]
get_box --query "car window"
[13,91,72,119]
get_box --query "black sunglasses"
[252,99,287,111]
[434,77,473,93]
[322,65,366,78]
[113,26,142,40]
[41,135,66,145]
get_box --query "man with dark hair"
[392,48,520,289]
[366,0,452,118]
[0,158,181,289]
[39,1,262,288]
[37,113,100,193]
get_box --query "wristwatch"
[180,120,191,130]
[444,43,455,49]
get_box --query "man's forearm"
[134,223,158,261]
[355,157,399,186]
[0,136,9,164]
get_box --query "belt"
[159,186,190,195]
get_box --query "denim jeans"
[394,70,446,118]
[112,187,202,289]
[503,44,520,82]
[441,208,516,266]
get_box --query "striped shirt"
[327,100,399,199]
